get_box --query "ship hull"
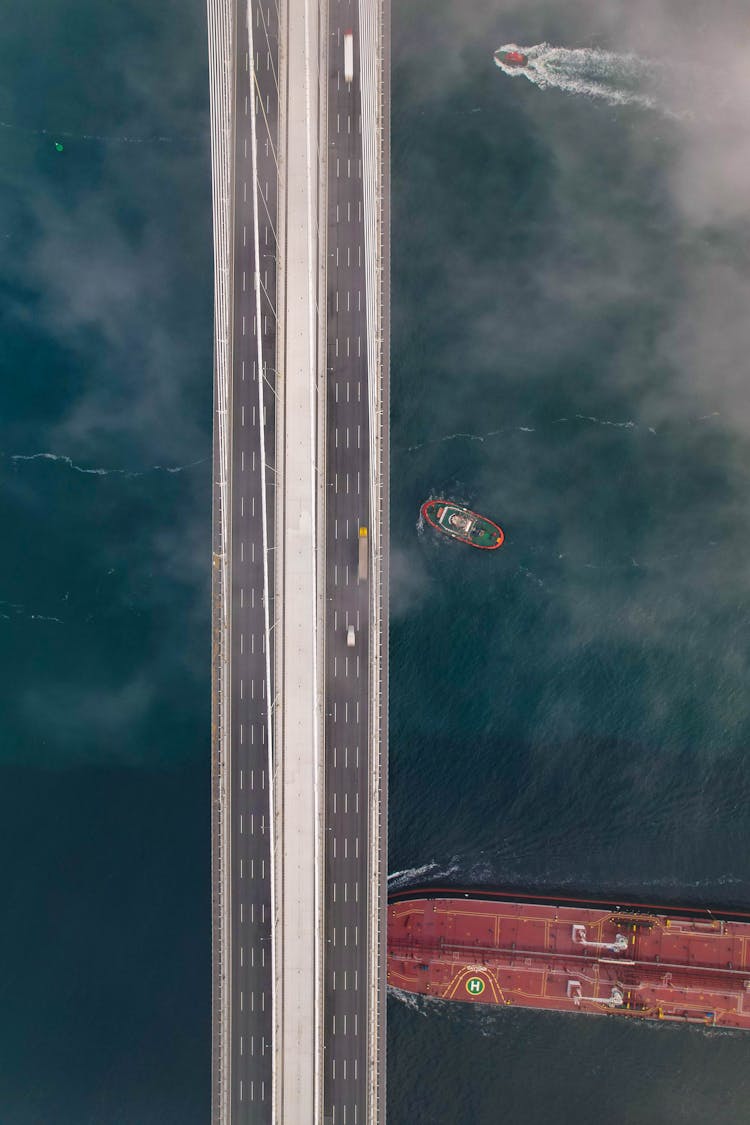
[421,500,504,550]
[388,894,750,1029]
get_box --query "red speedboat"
[495,48,528,68]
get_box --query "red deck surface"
[388,897,750,1028]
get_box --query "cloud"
[19,677,155,760]
[391,0,750,801]
[394,0,750,439]
[0,1,212,768]
[389,540,433,618]
[7,183,211,468]
[0,0,212,469]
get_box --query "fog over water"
[1,0,211,1119]
[388,0,750,1121]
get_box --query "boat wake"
[387,985,445,1015]
[388,859,460,890]
[7,451,209,477]
[494,43,673,115]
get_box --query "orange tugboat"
[388,888,750,1029]
[421,500,504,550]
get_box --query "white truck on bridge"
[344,30,354,84]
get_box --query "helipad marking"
[466,976,485,996]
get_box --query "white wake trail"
[494,43,671,115]
[8,452,209,477]
[388,859,460,889]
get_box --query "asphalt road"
[226,2,372,1119]
[323,9,372,1122]
[228,0,279,1119]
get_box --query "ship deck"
[388,897,750,1028]
[422,500,504,549]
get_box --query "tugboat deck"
[421,500,504,550]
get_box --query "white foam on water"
[387,986,445,1016]
[0,119,180,144]
[388,862,441,888]
[0,599,65,626]
[11,452,116,475]
[8,452,209,477]
[494,43,670,115]
[388,858,460,889]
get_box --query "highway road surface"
[212,0,385,1119]
[323,8,372,1122]
[228,0,279,1119]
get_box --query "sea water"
[388,0,750,1121]
[0,1,212,1120]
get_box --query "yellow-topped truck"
[358,526,368,582]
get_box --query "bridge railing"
[206,1,234,1122]
[358,0,390,1120]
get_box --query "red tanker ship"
[388,890,750,1029]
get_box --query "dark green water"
[388,0,750,1121]
[1,1,212,1120]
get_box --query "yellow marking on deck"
[442,966,503,1004]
